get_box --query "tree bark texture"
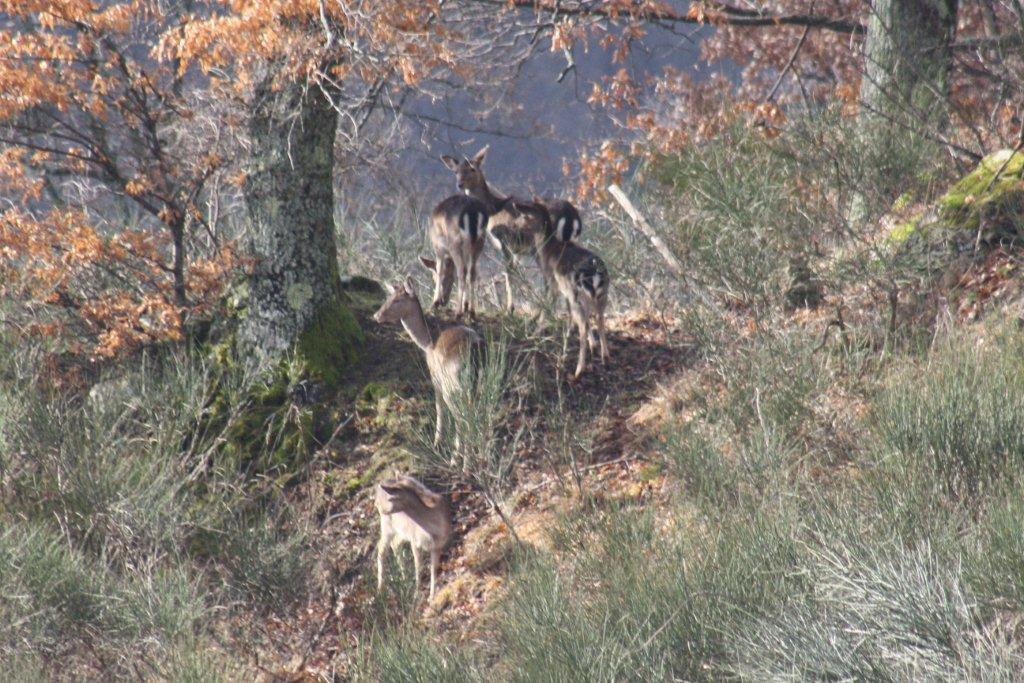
[239,69,355,362]
[859,0,959,136]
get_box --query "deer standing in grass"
[441,147,556,312]
[533,213,610,379]
[373,276,483,451]
[375,474,452,599]
[419,194,488,319]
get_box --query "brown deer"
[419,194,488,318]
[373,276,483,450]
[375,474,452,599]
[538,197,583,243]
[441,146,551,312]
[532,215,610,379]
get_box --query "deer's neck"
[470,180,508,215]
[399,300,434,353]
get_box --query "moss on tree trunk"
[198,66,364,482]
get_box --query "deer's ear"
[419,255,436,270]
[470,145,489,167]
[403,275,416,295]
[421,491,442,508]
[440,154,459,171]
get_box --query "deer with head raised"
[419,194,488,318]
[532,211,610,379]
[441,146,553,312]
[375,474,452,599]
[373,276,483,451]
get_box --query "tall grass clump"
[967,482,1024,610]
[732,538,1022,680]
[417,333,525,528]
[354,625,480,683]
[873,326,1024,498]
[494,501,803,682]
[0,341,313,677]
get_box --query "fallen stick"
[607,183,685,277]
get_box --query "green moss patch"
[890,150,1024,245]
[939,149,1024,235]
[296,294,364,391]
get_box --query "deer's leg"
[571,303,589,379]
[587,305,598,353]
[376,531,392,591]
[501,248,516,313]
[429,548,441,599]
[469,258,479,317]
[412,545,423,595]
[453,257,468,318]
[597,303,609,365]
[430,252,445,309]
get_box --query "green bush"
[0,343,315,676]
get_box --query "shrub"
[495,502,803,682]
[732,539,1022,680]
[0,341,315,675]
[355,626,480,683]
[873,326,1024,498]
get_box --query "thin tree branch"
[494,0,866,35]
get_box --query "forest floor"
[236,301,699,680]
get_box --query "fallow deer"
[373,276,483,451]
[419,194,488,318]
[538,197,583,243]
[533,215,610,379]
[441,146,550,312]
[375,474,452,599]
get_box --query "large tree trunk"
[851,0,958,223]
[860,0,958,131]
[239,68,361,386]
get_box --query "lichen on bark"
[238,63,362,382]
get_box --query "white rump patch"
[460,212,470,233]
[556,217,567,240]
[573,218,582,239]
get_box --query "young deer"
[533,215,610,379]
[419,194,488,318]
[441,146,550,312]
[373,276,483,450]
[375,474,452,599]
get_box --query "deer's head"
[375,475,445,514]
[373,276,420,324]
[440,146,488,194]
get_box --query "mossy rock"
[890,150,1024,245]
